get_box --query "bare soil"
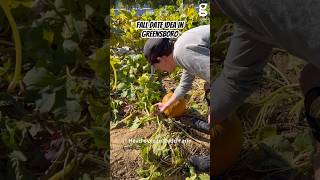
[110,123,157,179]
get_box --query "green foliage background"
[0,0,108,179]
[110,1,210,179]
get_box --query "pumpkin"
[162,91,186,118]
[211,113,243,175]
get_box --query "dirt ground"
[110,76,211,179]
[110,124,157,179]
[110,117,210,179]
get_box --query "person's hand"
[155,102,169,114]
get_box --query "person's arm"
[212,24,272,122]
[157,70,194,113]
[173,69,195,99]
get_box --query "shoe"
[189,155,210,172]
[191,118,210,133]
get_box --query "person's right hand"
[155,102,169,114]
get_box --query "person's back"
[172,25,210,98]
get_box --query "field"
[110,2,211,179]
[1,0,315,179]
[0,1,108,179]
[111,2,317,180]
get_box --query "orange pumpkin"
[162,91,186,118]
[211,113,243,175]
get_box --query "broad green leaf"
[262,135,292,152]
[88,48,108,80]
[86,127,108,149]
[198,174,210,180]
[63,39,79,52]
[81,173,91,180]
[54,0,64,9]
[85,4,94,19]
[23,67,56,91]
[36,90,56,113]
[29,123,42,137]
[43,29,54,44]
[129,117,142,131]
[73,19,87,41]
[186,166,197,180]
[293,130,314,153]
[63,100,82,122]
[62,14,88,41]
[256,126,277,141]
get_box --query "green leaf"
[119,9,132,19]
[88,48,108,80]
[66,100,82,121]
[256,143,292,168]
[81,173,91,180]
[256,126,277,141]
[74,21,88,41]
[262,135,292,152]
[198,173,210,180]
[129,117,142,131]
[23,67,56,91]
[36,90,56,113]
[43,29,54,44]
[29,123,42,137]
[85,4,94,19]
[186,166,197,180]
[293,130,314,153]
[152,141,169,158]
[86,127,108,149]
[88,96,108,123]
[63,39,79,52]
[54,0,64,9]
[62,15,88,41]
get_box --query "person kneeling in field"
[193,0,320,177]
[143,25,211,171]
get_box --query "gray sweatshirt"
[172,25,210,98]
[214,0,320,121]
